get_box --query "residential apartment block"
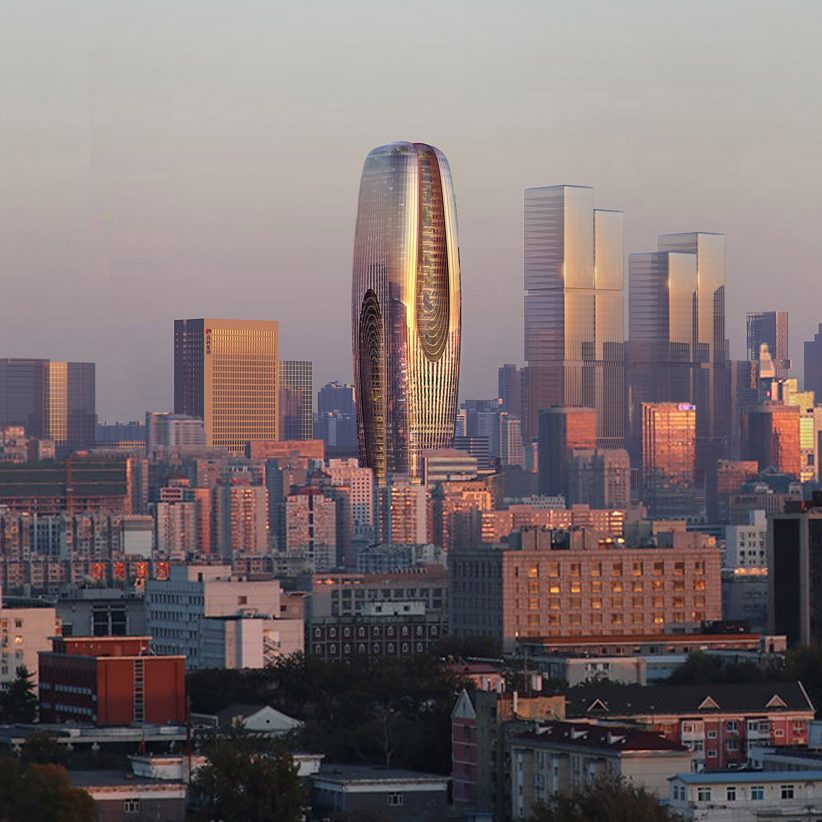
[565,682,814,771]
[510,720,693,820]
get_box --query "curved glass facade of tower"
[352,142,461,481]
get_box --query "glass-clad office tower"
[352,142,461,482]
[628,233,727,478]
[747,311,790,378]
[0,358,95,453]
[280,360,313,441]
[523,185,624,447]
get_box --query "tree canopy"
[0,757,97,822]
[187,651,466,774]
[189,731,304,822]
[0,666,37,724]
[530,776,679,822]
[20,731,70,767]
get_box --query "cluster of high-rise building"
[6,139,822,821]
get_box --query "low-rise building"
[69,770,187,822]
[452,688,566,817]
[310,764,449,822]
[749,744,822,771]
[511,721,692,820]
[192,703,302,736]
[565,681,814,771]
[0,722,188,753]
[535,654,648,686]
[517,630,786,658]
[668,770,822,821]
[448,662,505,693]
[38,636,186,726]
[309,601,446,661]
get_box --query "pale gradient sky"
[1,0,820,420]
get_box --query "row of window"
[0,619,24,629]
[317,641,427,656]
[333,587,437,598]
[681,784,796,802]
[512,560,707,578]
[685,739,741,752]
[522,611,706,626]
[683,719,803,735]
[315,624,439,639]
[525,595,707,610]
[519,579,707,594]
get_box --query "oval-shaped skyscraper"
[352,142,461,481]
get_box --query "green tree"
[21,731,70,766]
[0,666,37,723]
[0,757,97,822]
[187,651,464,775]
[529,776,680,822]
[190,731,305,822]
[667,651,779,686]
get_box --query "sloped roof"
[565,682,814,718]
[216,703,301,730]
[216,703,267,725]
[451,689,478,721]
[512,720,687,753]
[449,663,502,676]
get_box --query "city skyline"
[0,2,819,419]
[2,5,822,820]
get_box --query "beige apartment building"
[449,528,722,651]
[510,721,693,820]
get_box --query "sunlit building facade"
[0,358,95,453]
[741,404,801,479]
[279,360,313,441]
[351,142,461,482]
[538,406,597,498]
[174,318,279,453]
[642,402,697,517]
[523,186,624,447]
[628,233,727,478]
[747,311,790,378]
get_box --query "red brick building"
[39,636,185,726]
[565,682,814,770]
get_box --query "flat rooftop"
[314,764,448,785]
[69,770,185,789]
[673,770,822,784]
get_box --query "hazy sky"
[1,0,820,420]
